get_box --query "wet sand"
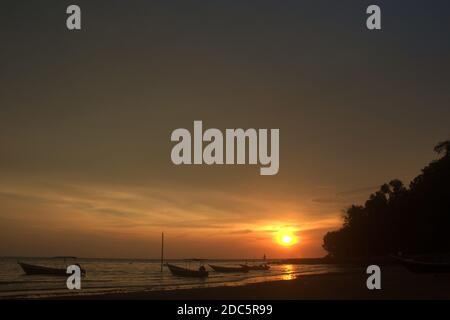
[56,267,450,300]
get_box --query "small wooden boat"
[167,263,208,278]
[239,264,270,271]
[209,264,249,273]
[396,257,450,274]
[18,262,86,276]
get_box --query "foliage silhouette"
[323,141,450,258]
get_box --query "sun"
[282,235,293,245]
[275,230,298,247]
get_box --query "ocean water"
[0,257,347,299]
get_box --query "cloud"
[228,229,253,234]
[311,185,378,204]
[336,185,379,196]
[0,178,342,258]
[0,181,291,231]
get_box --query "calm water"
[0,257,347,299]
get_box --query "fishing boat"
[209,264,249,273]
[395,257,450,274]
[239,263,270,271]
[18,262,86,276]
[167,263,208,278]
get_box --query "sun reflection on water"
[281,264,297,281]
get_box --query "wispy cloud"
[311,185,378,204]
[0,179,342,258]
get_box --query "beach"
[57,267,450,300]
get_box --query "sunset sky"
[1,1,449,259]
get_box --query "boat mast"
[160,232,164,272]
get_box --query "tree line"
[323,141,450,258]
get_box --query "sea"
[0,257,349,299]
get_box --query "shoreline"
[46,267,450,300]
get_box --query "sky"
[0,1,449,259]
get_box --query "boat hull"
[18,262,86,276]
[167,264,208,278]
[397,258,450,274]
[239,264,270,271]
[209,264,249,273]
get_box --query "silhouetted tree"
[434,140,450,157]
[323,140,450,258]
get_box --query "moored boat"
[209,264,249,273]
[18,262,86,276]
[239,264,270,271]
[395,257,450,273]
[167,263,209,278]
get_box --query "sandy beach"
[55,267,450,300]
